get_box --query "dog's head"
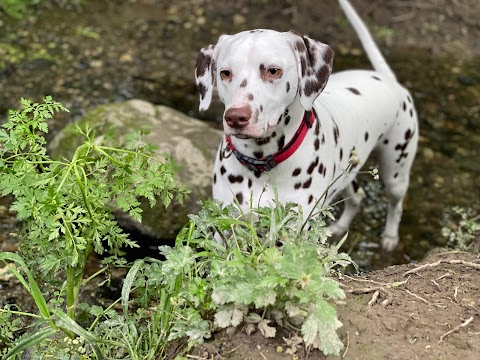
[195,30,333,139]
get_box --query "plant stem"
[66,266,78,322]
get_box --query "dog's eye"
[220,70,232,81]
[267,67,282,78]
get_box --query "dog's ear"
[288,32,334,111]
[195,44,216,111]
[195,35,230,111]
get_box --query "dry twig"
[439,316,474,342]
[368,290,380,307]
[405,289,430,305]
[342,331,350,359]
[403,259,480,277]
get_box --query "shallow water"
[0,1,479,270]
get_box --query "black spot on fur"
[318,163,325,176]
[253,151,263,159]
[314,138,320,151]
[383,139,389,145]
[254,171,262,178]
[240,79,248,88]
[255,137,271,146]
[405,129,412,140]
[346,87,361,95]
[228,174,244,183]
[248,178,252,188]
[314,120,320,136]
[302,178,312,189]
[321,134,325,144]
[364,132,369,142]
[308,195,314,204]
[277,135,285,150]
[292,168,302,177]
[286,82,290,93]
[235,192,244,204]
[339,148,343,161]
[260,105,263,112]
[372,75,382,81]
[294,182,302,190]
[402,101,406,111]
[333,126,339,145]
[307,157,319,174]
[394,172,398,178]
[409,109,414,117]
[284,115,291,126]
[213,173,217,184]
[220,166,226,175]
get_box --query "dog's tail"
[338,0,396,80]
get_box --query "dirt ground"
[193,251,480,360]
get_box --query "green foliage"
[0,0,39,18]
[128,197,353,356]
[0,309,22,357]
[0,0,84,19]
[0,97,352,358]
[0,97,188,358]
[442,206,480,252]
[0,97,187,282]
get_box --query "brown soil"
[193,251,480,360]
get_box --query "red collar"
[225,110,316,172]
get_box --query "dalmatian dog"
[195,0,418,251]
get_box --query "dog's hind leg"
[330,180,365,237]
[376,97,418,251]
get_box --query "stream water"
[0,0,479,270]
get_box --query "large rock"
[49,99,223,240]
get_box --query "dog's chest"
[213,116,356,210]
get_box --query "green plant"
[127,192,353,356]
[0,0,84,19]
[0,97,188,358]
[442,206,480,252]
[0,0,40,18]
[0,97,356,358]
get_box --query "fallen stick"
[439,316,474,342]
[404,259,480,277]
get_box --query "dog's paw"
[381,234,399,252]
[329,222,348,239]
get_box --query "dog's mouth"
[232,133,255,139]
[229,124,277,140]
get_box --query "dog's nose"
[224,107,251,129]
